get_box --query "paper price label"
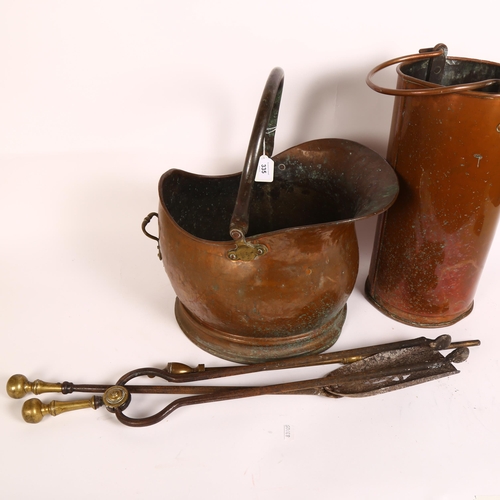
[255,155,274,182]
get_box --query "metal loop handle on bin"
[142,212,162,260]
[367,46,500,96]
[229,67,284,241]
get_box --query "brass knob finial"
[7,374,63,399]
[21,397,99,424]
[22,399,46,424]
[7,374,30,399]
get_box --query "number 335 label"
[255,155,274,182]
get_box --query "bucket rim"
[158,138,399,245]
[367,44,500,97]
[396,55,500,98]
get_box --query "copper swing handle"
[229,67,284,241]
[366,44,500,96]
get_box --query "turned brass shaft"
[22,396,100,424]
[7,374,63,399]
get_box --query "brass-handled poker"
[7,335,479,427]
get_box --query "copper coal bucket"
[143,68,399,363]
[365,44,500,327]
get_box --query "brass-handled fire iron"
[7,335,479,427]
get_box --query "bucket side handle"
[367,44,500,96]
[142,212,162,260]
[229,67,284,241]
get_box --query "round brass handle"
[6,374,63,399]
[22,396,100,424]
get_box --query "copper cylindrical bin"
[365,44,500,327]
[144,68,399,363]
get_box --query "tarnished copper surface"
[366,45,500,326]
[158,138,398,362]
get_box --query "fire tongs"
[7,334,479,427]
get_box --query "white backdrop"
[1,2,499,499]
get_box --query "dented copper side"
[366,44,500,327]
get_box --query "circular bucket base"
[364,278,474,328]
[174,298,347,364]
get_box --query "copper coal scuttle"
[143,67,398,363]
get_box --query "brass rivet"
[103,386,129,409]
